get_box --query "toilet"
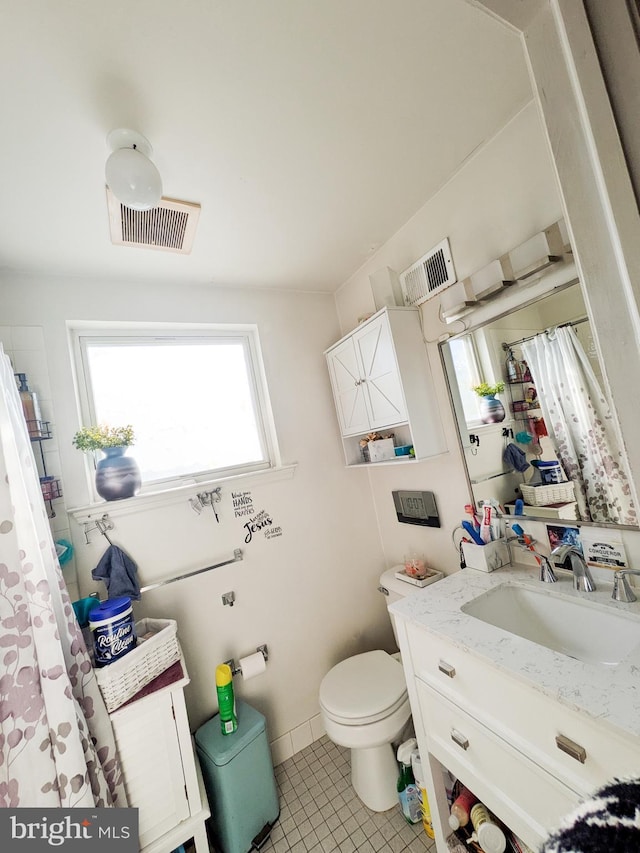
[319,567,418,812]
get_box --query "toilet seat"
[319,650,408,725]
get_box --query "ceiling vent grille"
[399,238,457,306]
[106,188,201,254]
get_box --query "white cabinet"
[109,663,210,853]
[397,618,640,852]
[325,307,445,465]
[327,314,407,435]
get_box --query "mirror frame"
[439,276,640,532]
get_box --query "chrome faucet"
[551,544,596,592]
[509,534,557,583]
[537,554,558,585]
[612,570,640,602]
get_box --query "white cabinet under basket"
[109,662,210,853]
[325,307,445,466]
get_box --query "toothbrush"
[464,503,481,531]
[511,523,542,566]
[462,520,484,546]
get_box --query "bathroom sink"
[461,582,640,666]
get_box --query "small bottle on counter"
[448,785,478,830]
[15,373,42,438]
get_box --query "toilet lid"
[319,650,407,722]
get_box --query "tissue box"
[462,540,510,572]
[367,438,396,462]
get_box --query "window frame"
[447,333,486,428]
[71,324,281,497]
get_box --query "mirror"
[441,282,638,529]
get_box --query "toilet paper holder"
[225,644,268,676]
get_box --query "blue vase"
[480,395,506,424]
[95,446,141,501]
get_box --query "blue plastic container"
[534,460,564,484]
[88,596,136,667]
[196,700,279,853]
[394,445,413,456]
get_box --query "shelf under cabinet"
[346,456,418,469]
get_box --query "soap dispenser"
[15,373,42,438]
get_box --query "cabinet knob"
[451,729,469,750]
[438,660,456,678]
[555,734,587,763]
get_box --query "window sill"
[67,463,297,524]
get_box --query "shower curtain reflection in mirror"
[522,326,636,526]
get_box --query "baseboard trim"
[270,713,326,766]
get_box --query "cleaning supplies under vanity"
[390,563,640,851]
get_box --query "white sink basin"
[461,582,640,666]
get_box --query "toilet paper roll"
[239,651,267,680]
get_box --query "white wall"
[335,96,640,578]
[334,101,567,573]
[335,101,562,335]
[0,275,393,760]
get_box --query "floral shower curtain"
[522,326,636,526]
[0,346,127,807]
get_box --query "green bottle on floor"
[396,739,422,824]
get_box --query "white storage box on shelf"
[520,482,575,507]
[95,617,180,712]
[367,438,396,462]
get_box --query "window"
[448,336,484,425]
[73,328,278,491]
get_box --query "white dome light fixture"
[105,128,162,211]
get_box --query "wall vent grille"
[400,238,457,306]
[106,188,201,254]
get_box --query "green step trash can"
[195,699,280,853]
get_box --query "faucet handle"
[539,556,557,584]
[612,570,640,602]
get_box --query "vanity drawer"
[406,622,640,796]
[416,679,579,848]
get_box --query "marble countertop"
[389,564,640,740]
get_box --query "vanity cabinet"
[109,664,210,853]
[397,618,640,852]
[325,307,445,465]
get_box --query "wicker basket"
[520,481,576,507]
[95,618,180,712]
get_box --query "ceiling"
[0,1,531,292]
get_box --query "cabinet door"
[326,337,371,436]
[111,691,190,848]
[355,315,407,428]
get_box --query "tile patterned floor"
[261,735,436,853]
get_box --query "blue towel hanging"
[92,544,141,601]
[503,442,530,473]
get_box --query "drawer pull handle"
[438,660,456,678]
[451,729,469,750]
[556,734,587,764]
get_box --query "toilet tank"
[378,567,419,647]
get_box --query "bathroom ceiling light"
[105,128,162,212]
